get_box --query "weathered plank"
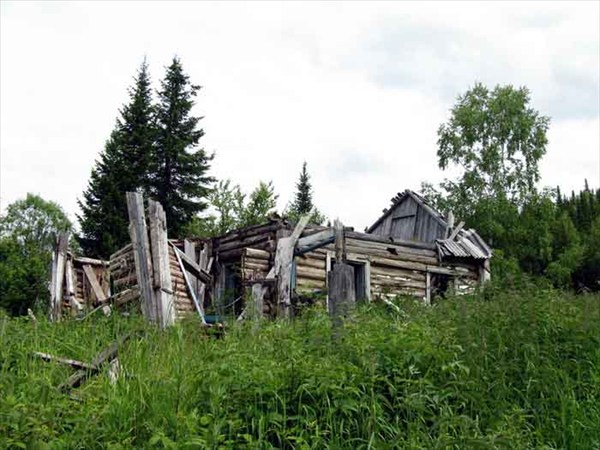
[83,265,107,303]
[448,221,465,241]
[33,352,97,371]
[148,200,175,328]
[126,192,154,322]
[172,246,212,285]
[170,242,206,324]
[345,231,437,250]
[59,334,131,392]
[275,215,310,318]
[50,232,69,321]
[295,228,335,256]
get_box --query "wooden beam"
[295,228,335,256]
[33,351,97,371]
[334,219,345,263]
[275,215,310,318]
[83,265,107,303]
[171,243,206,324]
[59,334,131,392]
[126,192,154,322]
[172,246,212,285]
[448,221,465,241]
[345,231,437,250]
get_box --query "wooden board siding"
[369,194,446,243]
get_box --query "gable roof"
[367,189,492,260]
[366,189,447,234]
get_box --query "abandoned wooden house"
[209,189,491,315]
[49,189,492,325]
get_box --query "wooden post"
[49,232,69,322]
[328,265,355,334]
[148,200,175,328]
[275,215,310,318]
[126,192,155,323]
[425,271,432,305]
[479,259,491,289]
[328,219,355,334]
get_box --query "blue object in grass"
[204,314,222,324]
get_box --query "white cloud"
[1,1,598,232]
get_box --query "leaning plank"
[126,192,154,322]
[275,215,310,317]
[83,265,107,303]
[295,228,335,256]
[170,242,206,324]
[33,352,97,371]
[59,334,131,392]
[82,265,111,316]
[172,246,212,285]
[448,221,465,241]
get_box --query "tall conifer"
[287,162,325,225]
[78,60,155,258]
[151,57,214,236]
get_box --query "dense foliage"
[78,61,156,258]
[183,180,279,238]
[0,194,72,315]
[152,57,214,237]
[1,288,599,448]
[78,58,213,257]
[425,82,599,292]
[436,83,550,217]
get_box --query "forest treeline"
[0,61,599,316]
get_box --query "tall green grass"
[1,288,599,449]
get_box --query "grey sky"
[1,1,598,230]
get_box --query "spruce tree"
[78,60,155,258]
[152,57,214,236]
[287,162,325,225]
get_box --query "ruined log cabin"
[52,189,492,322]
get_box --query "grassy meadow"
[1,288,599,449]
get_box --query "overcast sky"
[1,1,599,230]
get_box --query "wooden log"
[295,257,326,270]
[109,243,133,261]
[113,288,140,306]
[345,242,438,264]
[370,256,428,272]
[59,334,131,392]
[295,228,335,256]
[113,274,138,288]
[370,266,426,281]
[127,192,154,322]
[216,233,271,253]
[345,231,437,250]
[244,247,271,260]
[33,352,97,371]
[215,221,281,245]
[370,274,425,290]
[73,256,109,266]
[295,266,327,280]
